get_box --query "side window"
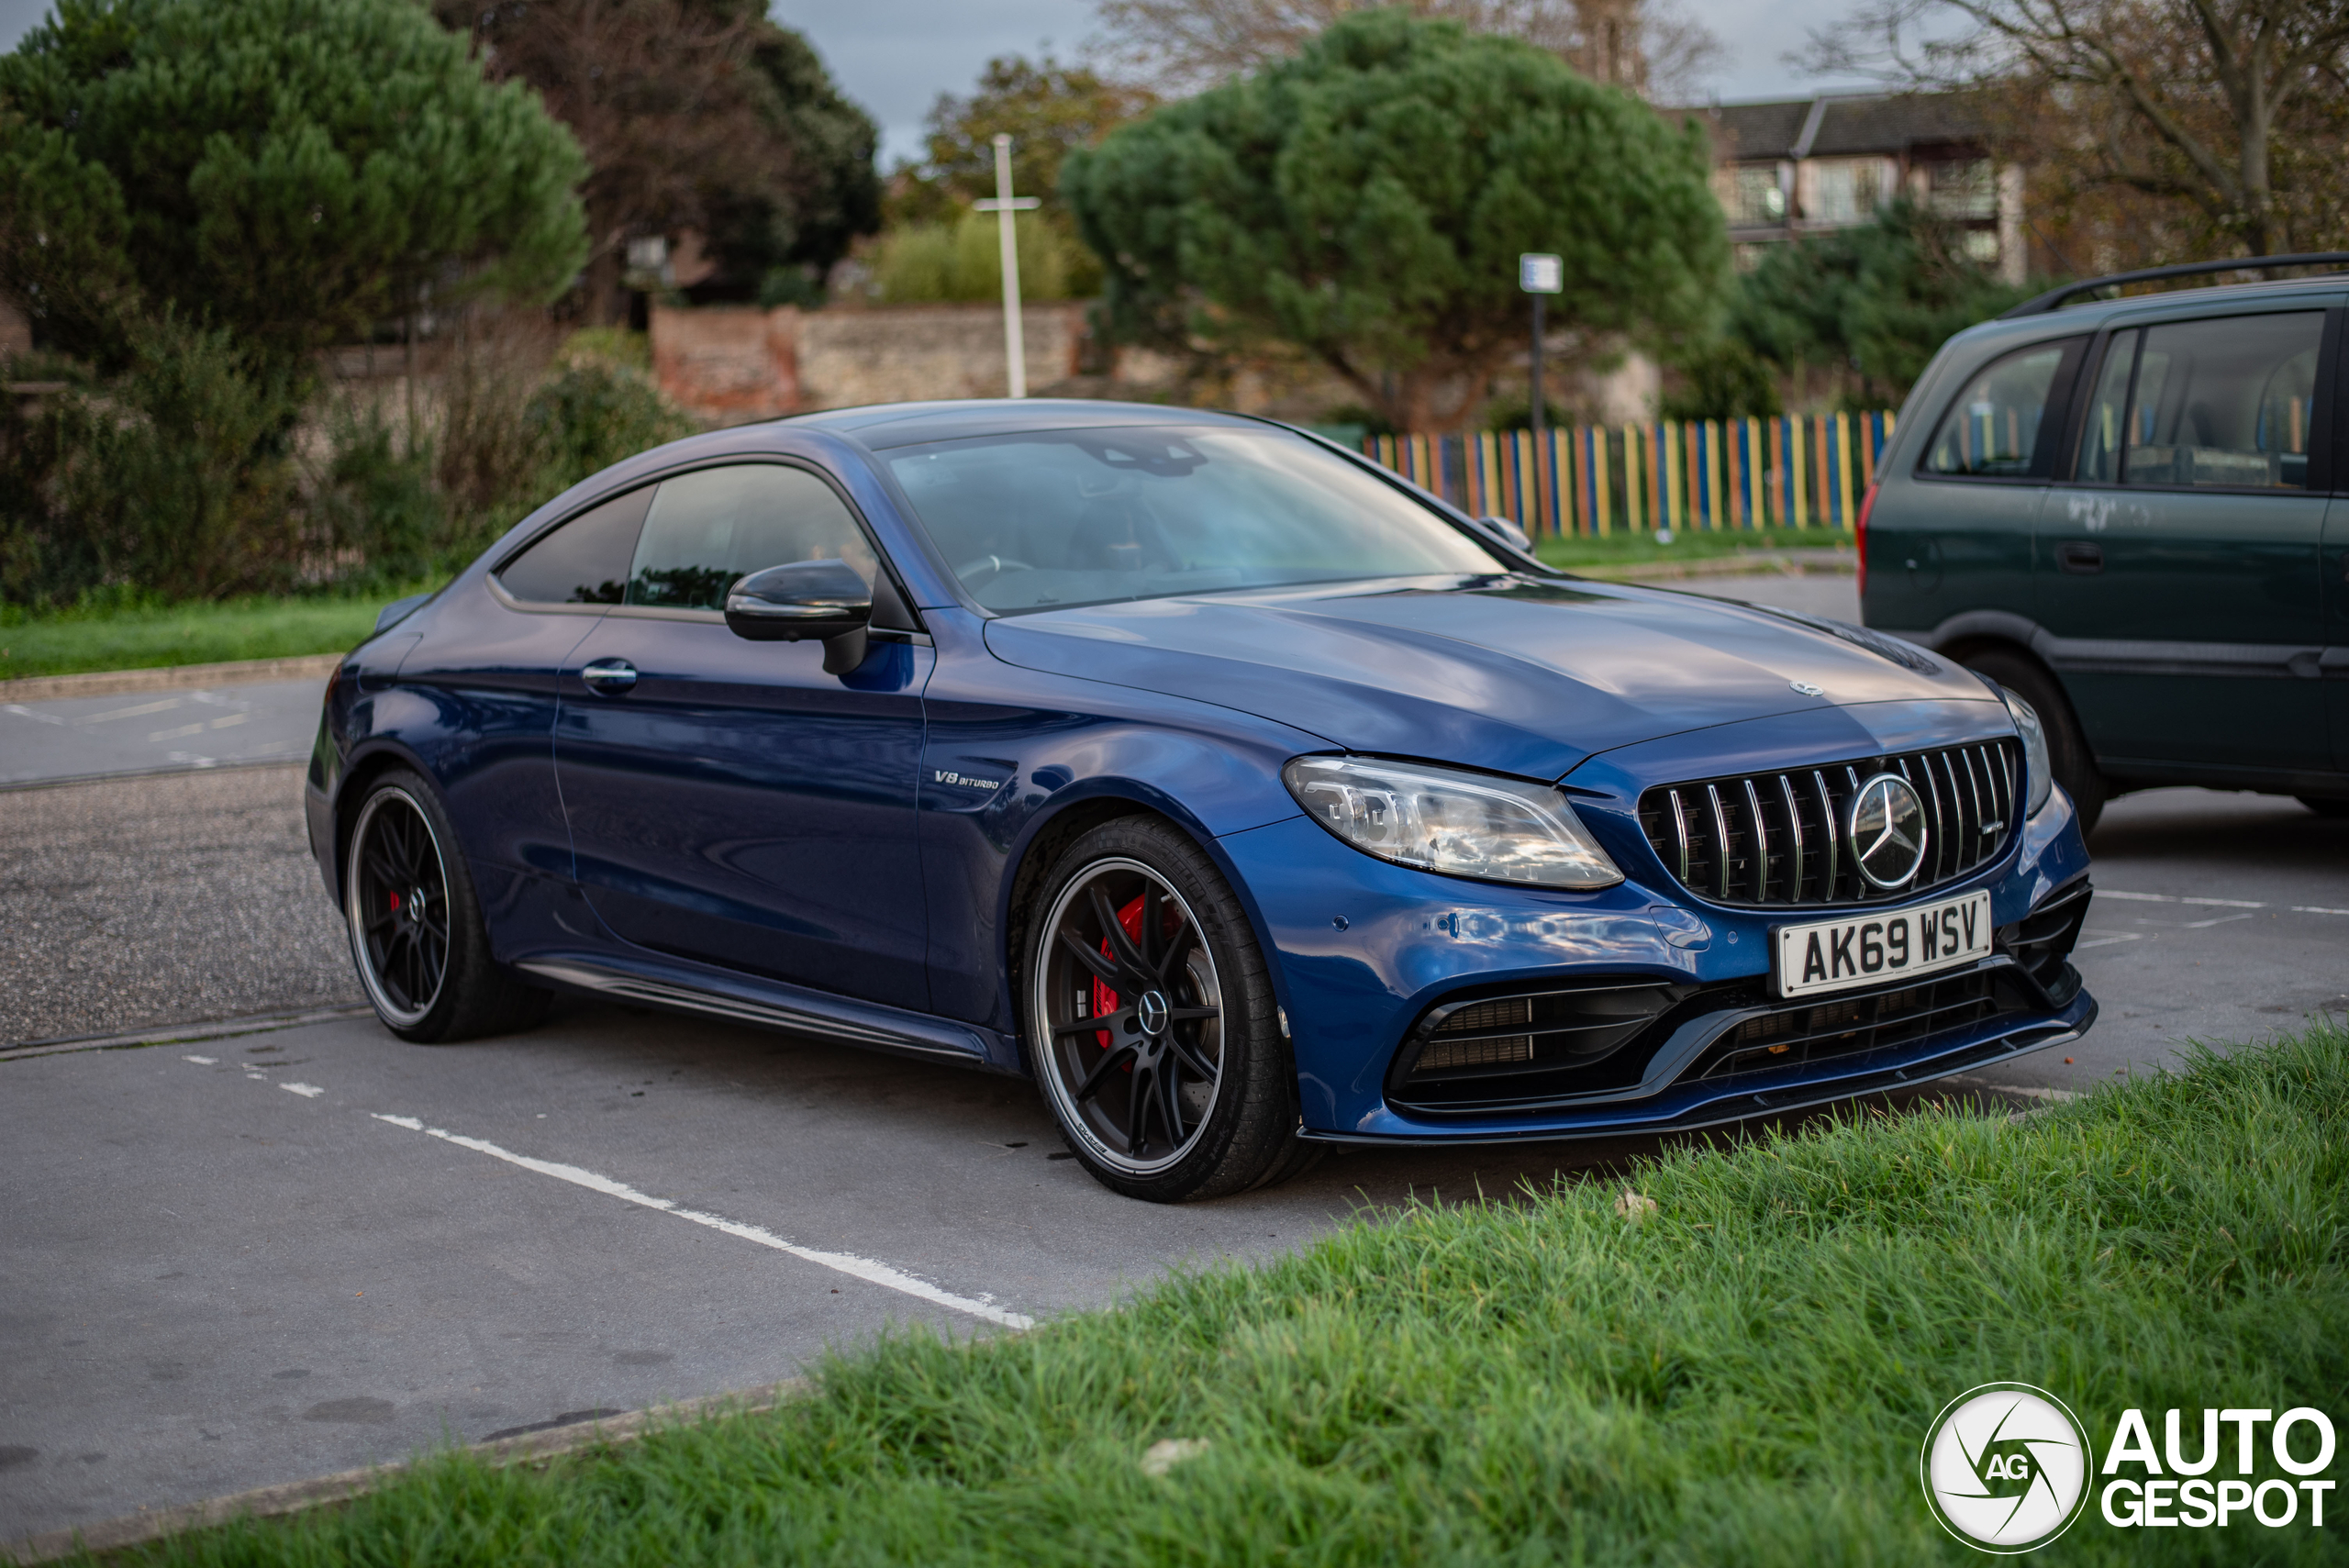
[624,464,878,612]
[496,487,652,605]
[2110,312,2323,490]
[1920,339,2082,478]
[2076,330,2138,484]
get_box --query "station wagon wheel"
[1026,818,1315,1202]
[342,769,548,1044]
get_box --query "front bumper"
[1217,765,2094,1143]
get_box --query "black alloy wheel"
[343,769,546,1043]
[1026,818,1317,1202]
[1960,647,2107,836]
[348,784,450,1026]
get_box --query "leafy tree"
[1095,0,1721,102]
[0,0,589,374]
[1727,196,2034,406]
[1063,10,1728,430]
[436,0,879,316]
[893,55,1155,227]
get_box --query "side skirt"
[514,954,1022,1074]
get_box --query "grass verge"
[0,588,435,682]
[122,1022,2346,1566]
[1534,524,1854,574]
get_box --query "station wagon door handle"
[2055,541,2104,575]
[581,659,639,695]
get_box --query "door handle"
[2055,540,2103,575]
[580,659,638,695]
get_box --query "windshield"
[880,425,1506,612]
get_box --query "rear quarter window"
[1919,337,2086,479]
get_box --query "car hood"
[981,575,1999,782]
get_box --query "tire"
[1022,817,1307,1202]
[1960,647,2106,836]
[2300,796,2349,819]
[343,769,547,1043]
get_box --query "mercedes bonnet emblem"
[1848,773,1929,889]
[1789,680,1824,696]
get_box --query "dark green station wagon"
[1863,257,2349,832]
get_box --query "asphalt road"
[6,571,2345,1545]
[1,679,323,788]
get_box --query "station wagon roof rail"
[2001,251,2349,317]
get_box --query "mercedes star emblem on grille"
[1848,773,1930,889]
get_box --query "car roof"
[1999,270,2348,332]
[781,398,1265,451]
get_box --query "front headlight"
[2000,689,2054,817]
[1282,755,1623,889]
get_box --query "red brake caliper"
[1091,894,1147,1058]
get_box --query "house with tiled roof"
[1675,90,2025,283]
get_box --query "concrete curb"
[1577,550,1857,584]
[0,654,342,704]
[1,1005,373,1060]
[5,1379,809,1564]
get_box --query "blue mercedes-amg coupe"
[307,400,2096,1201]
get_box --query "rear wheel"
[344,770,546,1043]
[1024,818,1308,1202]
[1960,647,2106,836]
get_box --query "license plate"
[1771,890,1993,999]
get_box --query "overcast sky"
[1,0,1880,170]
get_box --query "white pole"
[992,133,1026,398]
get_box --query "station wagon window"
[495,486,651,605]
[1920,338,2083,478]
[623,464,877,611]
[2079,312,2323,491]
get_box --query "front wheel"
[344,770,546,1043]
[1024,817,1314,1202]
[1961,647,2106,836]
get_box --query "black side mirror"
[725,560,874,673]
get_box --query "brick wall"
[649,300,1206,425]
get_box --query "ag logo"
[1921,1383,2093,1553]
[1849,772,1929,889]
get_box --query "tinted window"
[1922,340,2078,478]
[624,465,877,611]
[2112,313,2322,490]
[2076,329,2137,484]
[496,488,651,605]
[882,425,1504,613]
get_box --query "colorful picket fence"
[1363,413,1896,536]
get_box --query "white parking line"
[2098,890,2267,908]
[281,1082,324,1097]
[2075,932,2145,950]
[2292,905,2349,917]
[368,1114,1033,1330]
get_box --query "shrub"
[2,314,304,604]
[870,210,1073,303]
[525,360,697,497]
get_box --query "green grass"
[0,587,437,682]
[125,1021,2348,1566]
[1535,524,1854,574]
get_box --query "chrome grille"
[1635,740,2021,907]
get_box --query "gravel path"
[0,764,361,1045]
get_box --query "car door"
[2038,303,2335,776]
[553,461,935,1007]
[393,485,645,926]
[2328,495,2349,773]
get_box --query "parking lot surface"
[6,568,2343,1544]
[1,679,323,788]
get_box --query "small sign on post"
[1519,253,1563,536]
